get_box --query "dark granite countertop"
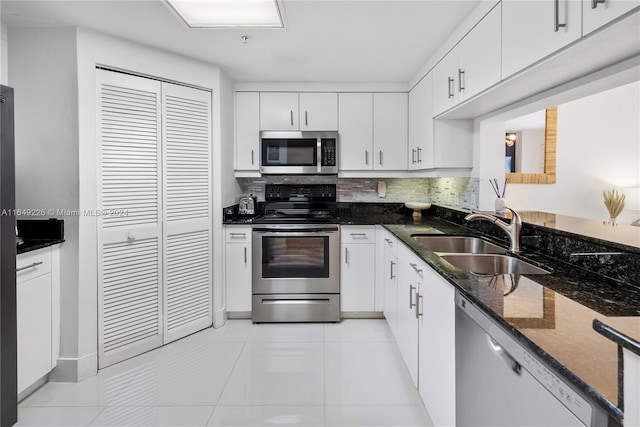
[382,219,638,424]
[17,238,65,255]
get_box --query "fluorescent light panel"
[167,0,283,28]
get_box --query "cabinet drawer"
[16,248,52,283]
[225,226,252,243]
[381,229,399,258]
[341,225,376,244]
[398,242,425,281]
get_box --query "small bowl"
[404,202,431,210]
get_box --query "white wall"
[8,28,81,376]
[505,81,640,223]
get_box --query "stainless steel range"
[252,184,340,323]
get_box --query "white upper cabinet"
[339,92,408,171]
[235,92,260,171]
[457,5,501,102]
[338,93,374,170]
[373,93,409,170]
[433,5,502,116]
[582,0,640,35]
[299,92,338,130]
[260,92,338,131]
[408,74,435,170]
[502,0,583,79]
[260,92,299,130]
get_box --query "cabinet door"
[373,93,408,170]
[260,92,299,130]
[235,92,260,171]
[583,0,640,35]
[383,243,398,338]
[225,243,252,312]
[458,5,502,102]
[432,48,459,117]
[502,0,582,79]
[299,92,338,131]
[434,119,474,168]
[340,243,376,312]
[396,261,419,387]
[418,268,456,427]
[338,93,374,170]
[408,74,435,170]
[17,273,52,393]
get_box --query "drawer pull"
[384,238,393,245]
[230,233,247,237]
[17,261,43,272]
[350,233,368,237]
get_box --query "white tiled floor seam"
[17,320,433,426]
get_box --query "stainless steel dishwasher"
[455,291,609,427]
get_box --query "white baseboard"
[213,307,227,328]
[49,352,98,382]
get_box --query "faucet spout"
[464,207,522,253]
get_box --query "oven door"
[252,225,340,294]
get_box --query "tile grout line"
[206,321,254,425]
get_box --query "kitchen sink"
[411,235,506,254]
[439,254,550,275]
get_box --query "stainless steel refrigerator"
[0,84,17,427]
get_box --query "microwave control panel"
[321,139,337,166]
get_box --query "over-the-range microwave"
[259,131,338,175]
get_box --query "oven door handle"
[253,227,339,234]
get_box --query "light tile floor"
[18,320,433,427]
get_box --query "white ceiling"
[1,0,481,83]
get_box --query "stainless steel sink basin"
[439,254,550,275]
[411,235,506,254]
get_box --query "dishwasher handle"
[488,335,522,376]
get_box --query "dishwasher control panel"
[521,350,592,424]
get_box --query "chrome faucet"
[465,207,522,253]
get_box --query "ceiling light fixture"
[165,0,284,28]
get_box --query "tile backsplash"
[236,176,479,209]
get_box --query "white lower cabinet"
[396,242,423,387]
[16,246,60,395]
[340,226,376,312]
[225,226,252,313]
[418,265,456,427]
[380,227,399,336]
[378,233,456,422]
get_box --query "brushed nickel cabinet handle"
[350,233,367,237]
[244,247,247,264]
[554,0,567,31]
[409,285,416,308]
[448,77,454,99]
[345,247,349,264]
[290,110,294,126]
[390,260,396,279]
[251,149,254,165]
[458,68,465,92]
[410,262,423,274]
[379,150,383,166]
[417,147,422,163]
[305,110,308,126]
[17,261,43,272]
[412,148,416,164]
[591,0,605,9]
[416,293,423,318]
[365,150,369,165]
[230,232,247,237]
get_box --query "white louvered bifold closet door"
[97,70,163,368]
[161,82,212,344]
